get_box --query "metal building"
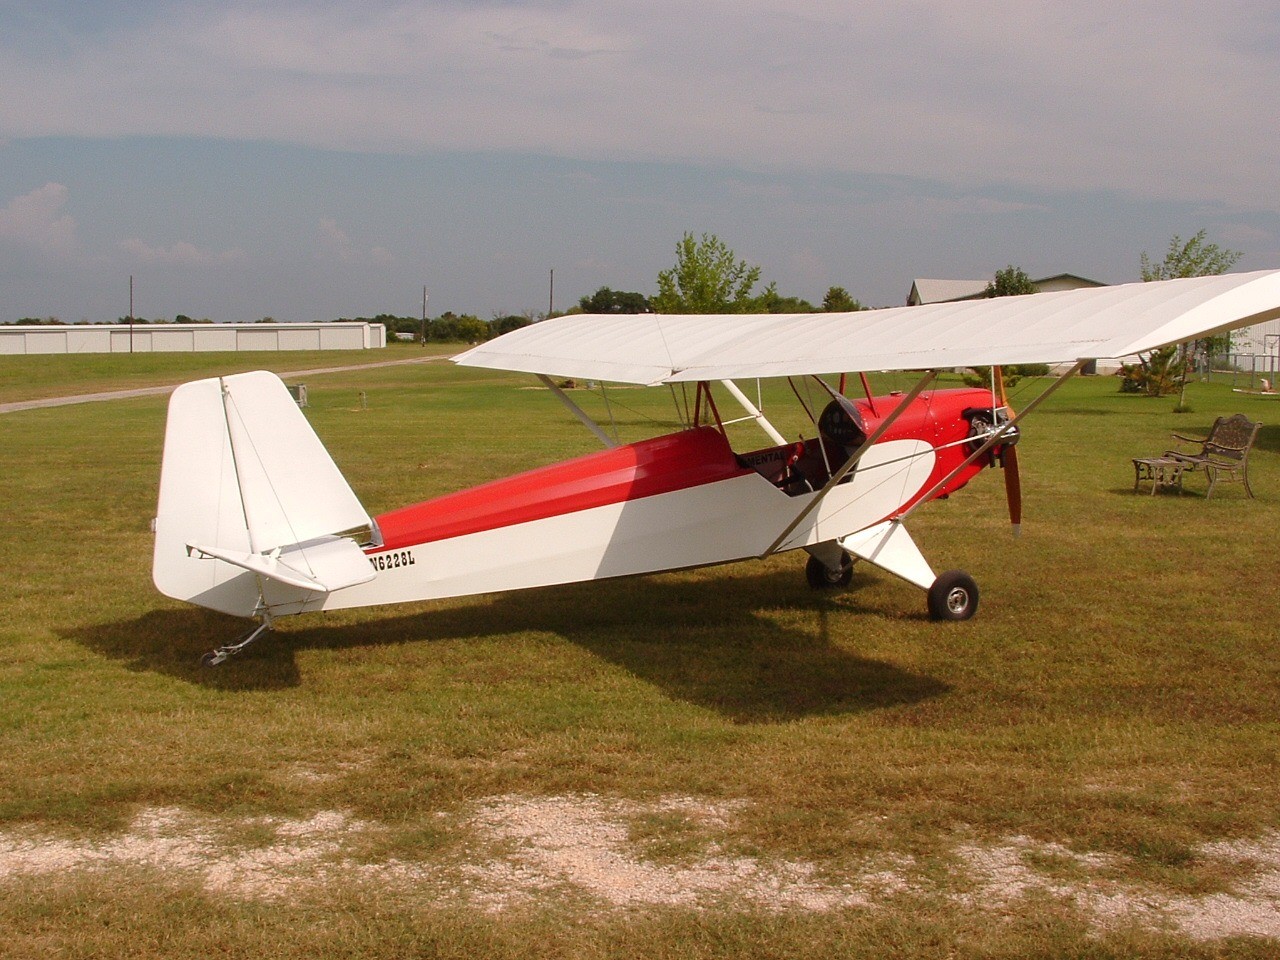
[0,322,386,355]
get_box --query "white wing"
[454,270,1280,384]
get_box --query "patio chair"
[1164,413,1261,499]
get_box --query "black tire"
[805,552,854,590]
[927,570,979,621]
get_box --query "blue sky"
[2,0,1278,322]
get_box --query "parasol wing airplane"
[151,270,1280,665]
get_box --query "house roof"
[908,279,988,305]
[908,273,1107,305]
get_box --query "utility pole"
[548,268,554,318]
[421,286,428,346]
[129,275,134,354]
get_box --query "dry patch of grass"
[3,794,1279,941]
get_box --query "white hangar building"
[0,321,386,355]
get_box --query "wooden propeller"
[994,366,1022,537]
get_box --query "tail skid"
[152,371,374,648]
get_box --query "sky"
[2,0,1278,323]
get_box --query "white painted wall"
[1232,318,1280,357]
[0,322,386,355]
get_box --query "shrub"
[1117,345,1186,396]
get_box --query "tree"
[1139,230,1244,404]
[1140,229,1241,281]
[985,265,1035,298]
[821,286,863,312]
[491,314,532,337]
[578,287,650,314]
[753,287,814,313]
[430,312,489,343]
[652,232,763,313]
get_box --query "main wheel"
[927,570,979,621]
[805,552,854,590]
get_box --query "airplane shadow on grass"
[64,569,948,723]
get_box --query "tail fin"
[152,371,374,618]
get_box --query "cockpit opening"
[737,398,868,496]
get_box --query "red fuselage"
[374,388,1004,552]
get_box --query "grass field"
[0,341,456,405]
[1,355,1278,958]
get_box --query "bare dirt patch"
[954,832,1280,940]
[463,794,887,911]
[1,795,1278,939]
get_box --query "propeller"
[994,366,1022,537]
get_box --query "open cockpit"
[735,397,867,496]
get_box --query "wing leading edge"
[453,270,1280,384]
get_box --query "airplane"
[151,270,1280,665]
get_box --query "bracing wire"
[599,381,620,443]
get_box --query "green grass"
[0,340,455,404]
[1,358,1278,957]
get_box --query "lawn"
[1,356,1277,958]
[0,340,455,405]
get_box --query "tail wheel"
[805,552,854,590]
[928,570,979,621]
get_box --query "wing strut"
[719,379,787,444]
[537,374,618,449]
[762,369,940,557]
[896,359,1088,525]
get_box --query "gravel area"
[1,794,1277,939]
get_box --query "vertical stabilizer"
[152,371,372,617]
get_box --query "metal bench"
[1163,413,1261,499]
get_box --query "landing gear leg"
[201,618,272,667]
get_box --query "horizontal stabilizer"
[188,536,375,593]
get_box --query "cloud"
[318,217,353,260]
[317,217,395,266]
[0,182,77,255]
[1,2,1277,214]
[119,238,246,264]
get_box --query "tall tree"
[1140,229,1241,281]
[985,265,1035,297]
[652,232,763,313]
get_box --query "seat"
[1163,413,1261,499]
